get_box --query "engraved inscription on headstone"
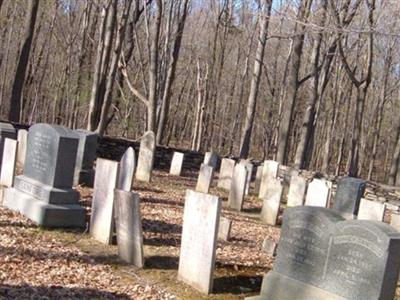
[135,131,155,182]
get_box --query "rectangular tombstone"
[217,158,235,190]
[287,172,307,207]
[204,151,218,169]
[0,123,16,170]
[227,164,248,211]
[333,177,366,219]
[90,158,119,244]
[260,178,283,226]
[255,165,263,194]
[16,129,28,168]
[178,190,221,294]
[135,131,155,182]
[169,151,184,176]
[117,147,135,191]
[218,216,232,241]
[0,139,18,187]
[3,124,85,227]
[390,213,400,231]
[357,198,385,221]
[196,164,214,194]
[115,189,144,267]
[304,179,330,207]
[259,160,279,199]
[73,130,98,186]
[240,160,253,195]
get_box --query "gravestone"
[218,216,232,241]
[3,124,85,227]
[287,172,307,207]
[195,164,214,193]
[255,165,263,193]
[357,198,385,221]
[73,130,98,186]
[240,159,253,195]
[0,138,18,187]
[217,158,235,190]
[135,131,155,182]
[247,206,400,300]
[115,189,144,267]
[333,177,366,219]
[204,151,218,168]
[16,129,28,168]
[390,213,400,231]
[117,147,135,191]
[90,158,119,244]
[262,238,277,256]
[227,163,248,211]
[260,178,283,225]
[170,151,184,176]
[178,190,221,294]
[0,123,16,171]
[304,178,330,207]
[259,160,279,199]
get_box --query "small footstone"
[262,238,277,256]
[218,216,232,241]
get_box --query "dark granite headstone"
[0,122,16,169]
[333,177,366,219]
[73,130,98,186]
[247,206,400,300]
[3,124,85,227]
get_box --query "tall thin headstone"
[255,165,263,193]
[117,147,135,191]
[217,158,235,190]
[259,160,279,199]
[90,158,119,244]
[260,178,283,226]
[16,129,28,168]
[169,152,184,176]
[333,177,366,219]
[135,131,155,182]
[304,178,330,207]
[0,138,18,187]
[227,163,248,211]
[73,130,98,186]
[196,164,214,193]
[240,159,253,195]
[178,190,221,294]
[357,198,385,221]
[287,171,307,207]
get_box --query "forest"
[0,0,399,184]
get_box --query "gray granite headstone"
[178,190,221,294]
[357,198,385,221]
[247,206,400,300]
[3,124,85,227]
[204,151,218,169]
[169,151,184,176]
[196,163,214,194]
[227,163,248,211]
[16,129,28,168]
[0,138,18,187]
[0,123,16,170]
[333,177,366,219]
[117,147,135,191]
[73,130,98,186]
[115,189,144,267]
[217,158,235,190]
[260,178,283,225]
[135,131,155,182]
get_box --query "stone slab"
[304,179,330,207]
[217,158,235,190]
[117,147,135,191]
[228,163,248,211]
[259,160,279,199]
[204,151,218,169]
[240,159,253,195]
[170,152,184,176]
[0,123,16,168]
[260,178,283,225]
[16,129,28,168]
[261,238,277,256]
[333,177,366,219]
[357,198,385,221]
[73,130,98,186]
[196,164,214,194]
[287,172,307,207]
[255,165,263,194]
[0,138,18,187]
[218,216,232,241]
[135,131,155,182]
[390,213,400,231]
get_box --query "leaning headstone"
[261,238,277,256]
[259,160,279,199]
[195,164,214,193]
[357,198,385,221]
[260,178,283,225]
[169,151,184,176]
[304,178,330,207]
[333,177,367,219]
[135,131,155,182]
[390,213,400,231]
[115,189,144,267]
[73,130,98,186]
[218,216,232,241]
[3,124,85,227]
[228,163,248,211]
[117,147,135,191]
[247,206,400,300]
[90,158,119,244]
[16,129,28,168]
[287,172,307,207]
[204,151,218,169]
[0,138,18,187]
[255,165,263,193]
[0,123,16,171]
[178,190,221,294]
[217,158,235,190]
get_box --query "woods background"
[0,0,399,184]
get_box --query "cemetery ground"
[0,169,281,299]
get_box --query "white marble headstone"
[357,198,386,221]
[304,178,330,207]
[227,163,248,211]
[287,172,307,207]
[217,158,235,190]
[16,129,28,168]
[204,151,218,169]
[135,131,155,182]
[170,151,184,176]
[260,178,283,225]
[117,147,135,191]
[259,160,279,199]
[196,164,214,194]
[0,138,18,187]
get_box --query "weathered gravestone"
[90,158,119,244]
[218,216,232,241]
[247,206,400,300]
[333,177,367,219]
[390,213,400,231]
[260,178,283,226]
[240,159,253,195]
[204,151,218,169]
[135,131,155,182]
[3,124,85,227]
[169,151,184,176]
[255,165,263,193]
[228,163,248,211]
[114,189,144,267]
[117,147,135,191]
[304,178,330,207]
[357,198,386,221]
[73,130,98,186]
[0,138,18,187]
[217,158,235,190]
[178,190,221,294]
[0,123,16,172]
[259,160,279,199]
[16,129,28,168]
[287,171,307,207]
[261,238,277,256]
[196,163,214,194]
